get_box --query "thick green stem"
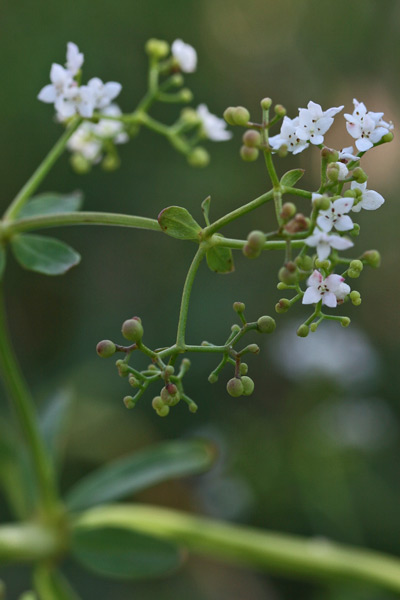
[212,236,305,251]
[0,286,59,514]
[4,118,82,222]
[204,190,273,237]
[176,246,206,349]
[75,504,400,593]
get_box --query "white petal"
[37,84,56,103]
[335,215,354,232]
[302,287,322,305]
[350,181,367,193]
[322,292,337,308]
[360,190,384,210]
[104,81,122,101]
[316,242,331,260]
[317,214,333,232]
[328,235,353,251]
[307,270,323,287]
[171,39,197,73]
[333,197,354,213]
[355,138,373,152]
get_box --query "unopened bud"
[381,131,394,143]
[70,154,91,174]
[223,107,236,126]
[278,265,298,284]
[296,324,309,338]
[275,298,290,313]
[231,324,241,334]
[348,268,361,279]
[350,223,360,237]
[284,213,309,233]
[350,290,362,306]
[226,377,244,397]
[239,362,248,375]
[208,373,218,383]
[233,301,246,313]
[157,405,170,417]
[180,107,201,125]
[122,318,144,342]
[321,147,339,163]
[164,365,175,377]
[241,376,255,396]
[313,195,331,211]
[96,340,116,358]
[274,104,286,117]
[171,73,184,87]
[232,106,250,126]
[352,167,368,183]
[260,97,272,110]
[178,88,193,103]
[123,396,136,409]
[145,38,169,59]
[247,344,260,354]
[277,144,288,158]
[102,153,120,172]
[240,146,259,162]
[326,163,340,182]
[310,323,318,332]
[242,130,261,147]
[280,202,297,221]
[152,396,164,410]
[350,259,363,272]
[187,147,210,168]
[315,259,331,270]
[257,315,276,334]
[341,317,351,327]
[362,250,381,268]
[116,360,129,377]
[128,375,140,388]
[295,254,313,271]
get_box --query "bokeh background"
[1,0,400,598]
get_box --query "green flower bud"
[157,405,170,417]
[310,323,318,333]
[239,362,248,375]
[274,104,286,118]
[241,376,255,396]
[326,163,340,182]
[362,250,381,268]
[247,230,266,249]
[257,315,276,334]
[182,358,191,368]
[277,144,288,158]
[350,259,363,272]
[223,107,237,126]
[350,290,362,306]
[164,365,175,376]
[231,324,241,334]
[352,167,368,183]
[128,375,140,388]
[96,339,116,358]
[381,131,394,143]
[242,130,261,147]
[277,282,290,290]
[180,107,201,125]
[171,73,184,87]
[344,189,357,198]
[122,318,144,342]
[178,88,193,103]
[341,317,351,327]
[102,153,120,172]
[145,38,170,59]
[208,373,218,383]
[152,396,164,410]
[123,396,136,409]
[297,324,309,338]
[350,223,360,237]
[295,254,313,271]
[348,268,360,279]
[233,301,246,313]
[226,377,244,397]
[161,383,180,406]
[147,364,158,371]
[70,154,91,174]
[232,106,250,126]
[278,265,298,285]
[260,97,272,110]
[280,202,297,221]
[116,360,129,377]
[275,298,290,313]
[313,194,331,211]
[187,147,210,168]
[315,259,331,270]
[321,147,339,163]
[240,145,259,162]
[247,344,260,354]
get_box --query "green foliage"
[11,234,81,275]
[280,169,305,187]
[206,240,234,273]
[157,206,202,240]
[17,192,83,219]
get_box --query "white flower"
[332,162,349,180]
[305,230,353,260]
[37,63,74,105]
[92,104,129,143]
[67,124,102,161]
[196,104,232,141]
[338,146,358,161]
[296,101,343,145]
[269,116,309,154]
[344,98,393,152]
[303,270,350,308]
[66,42,84,76]
[350,181,384,213]
[171,39,197,73]
[317,197,354,233]
[86,77,122,111]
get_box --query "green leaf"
[71,527,182,580]
[201,195,211,226]
[18,192,83,219]
[40,388,75,470]
[158,206,202,240]
[0,246,6,281]
[65,439,215,511]
[206,236,234,274]
[280,169,305,187]
[34,566,81,600]
[11,234,81,276]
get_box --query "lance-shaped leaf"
[65,439,215,511]
[280,169,305,187]
[201,196,211,226]
[206,236,234,274]
[18,191,83,219]
[158,206,202,240]
[71,527,182,580]
[11,234,81,276]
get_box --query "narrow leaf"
[72,527,182,580]
[280,169,305,187]
[206,236,234,274]
[11,234,81,276]
[40,388,75,470]
[158,206,201,240]
[34,566,81,600]
[0,246,6,281]
[18,192,83,219]
[65,439,215,512]
[201,196,211,226]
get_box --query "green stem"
[203,190,274,237]
[75,504,400,593]
[1,212,161,238]
[4,118,82,222]
[0,523,61,562]
[176,246,206,349]
[212,236,305,251]
[0,286,59,514]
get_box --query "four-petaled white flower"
[338,146,359,161]
[269,116,309,154]
[171,39,197,73]
[197,104,232,141]
[86,77,122,111]
[305,230,354,260]
[350,181,385,213]
[317,197,354,233]
[37,63,75,108]
[296,101,343,145]
[344,98,393,152]
[66,42,84,76]
[303,270,350,308]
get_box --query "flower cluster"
[345,98,393,151]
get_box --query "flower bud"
[128,375,140,388]
[284,213,309,233]
[116,359,129,377]
[179,88,193,103]
[187,147,210,167]
[223,107,237,126]
[296,324,309,338]
[277,145,288,158]
[350,223,360,237]
[260,97,272,110]
[96,340,116,358]
[257,315,276,334]
[344,189,357,198]
[226,377,244,397]
[321,147,339,163]
[171,73,184,87]
[341,317,351,327]
[231,324,241,334]
[350,290,362,306]
[164,365,175,377]
[315,259,331,270]
[310,323,318,332]
[280,202,297,221]
[145,38,170,59]
[326,163,340,182]
[233,301,246,313]
[242,130,261,147]
[241,376,255,396]
[381,131,394,143]
[180,107,201,125]
[70,154,91,174]
[277,282,290,290]
[348,268,361,279]
[352,167,368,184]
[313,195,331,211]
[161,383,180,406]
[157,405,170,417]
[152,396,164,410]
[350,259,363,272]
[278,265,298,285]
[122,318,144,342]
[123,395,136,409]
[208,373,218,383]
[239,362,248,375]
[275,298,290,313]
[362,250,381,268]
[247,230,266,250]
[232,106,250,126]
[248,344,260,354]
[102,153,120,172]
[295,254,313,271]
[274,104,286,118]
[240,146,259,162]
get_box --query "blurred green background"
[1,0,400,598]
